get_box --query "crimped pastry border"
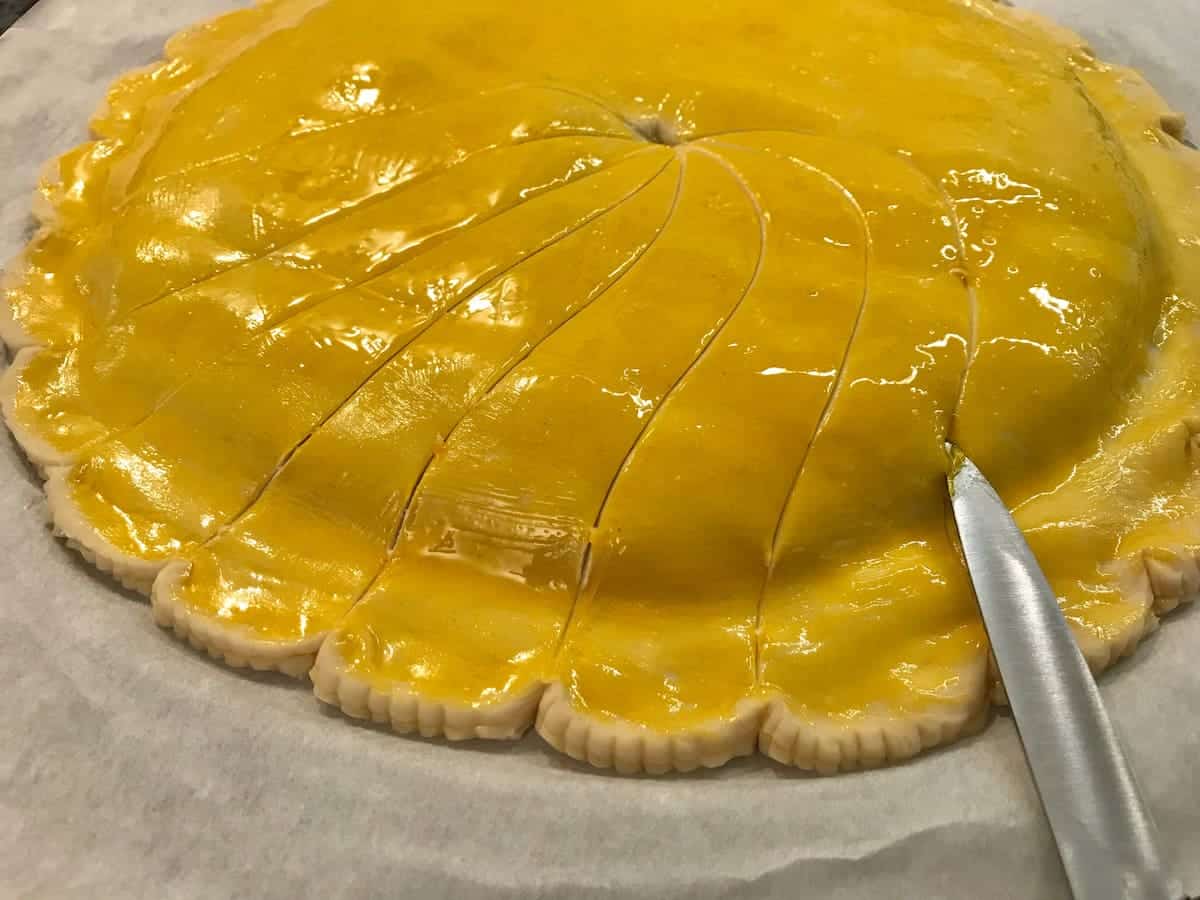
[0,0,1197,775]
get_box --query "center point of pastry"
[625,113,683,146]
[2,0,1196,777]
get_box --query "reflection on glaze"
[3,0,1198,748]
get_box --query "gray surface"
[0,2,1197,899]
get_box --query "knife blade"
[0,0,41,36]
[947,447,1181,900]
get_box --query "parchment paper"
[0,2,1196,898]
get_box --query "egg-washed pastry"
[2,0,1197,774]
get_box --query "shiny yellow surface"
[5,0,1199,734]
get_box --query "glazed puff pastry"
[2,0,1198,774]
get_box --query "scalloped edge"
[43,465,163,593]
[536,683,764,774]
[310,640,543,741]
[151,559,317,678]
[1,0,313,432]
[150,551,993,775]
[0,347,78,470]
[306,648,989,775]
[0,0,1197,775]
[0,151,76,351]
[758,687,991,775]
[1078,558,1161,672]
[0,0,305,342]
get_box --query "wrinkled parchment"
[0,2,1196,897]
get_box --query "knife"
[946,446,1184,900]
[0,0,41,36]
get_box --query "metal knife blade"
[947,447,1180,900]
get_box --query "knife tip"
[945,443,977,499]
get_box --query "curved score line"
[198,156,680,546]
[117,83,640,208]
[324,157,687,627]
[511,82,637,134]
[704,130,978,440]
[940,182,979,441]
[383,158,688,554]
[550,143,767,661]
[703,139,872,558]
[62,146,661,464]
[113,0,329,194]
[114,132,640,324]
[705,135,979,683]
[699,138,872,682]
[722,0,1166,433]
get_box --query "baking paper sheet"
[0,2,1197,897]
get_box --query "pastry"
[2,0,1197,774]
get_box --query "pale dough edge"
[0,162,57,353]
[0,0,1197,774]
[0,347,78,469]
[156,553,991,774]
[534,684,764,774]
[0,0,304,354]
[42,397,1186,774]
[308,641,766,773]
[310,639,543,743]
[307,648,991,775]
[151,559,318,678]
[28,473,1200,776]
[41,466,162,594]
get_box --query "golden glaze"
[3,0,1198,771]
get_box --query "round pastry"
[2,0,1197,774]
